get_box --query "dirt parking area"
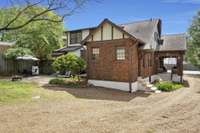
[0,75,200,133]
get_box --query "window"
[70,31,82,44]
[116,48,125,60]
[92,48,99,60]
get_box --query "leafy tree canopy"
[5,47,33,60]
[52,53,86,77]
[1,6,64,60]
[0,0,87,32]
[187,11,200,67]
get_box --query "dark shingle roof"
[158,34,187,51]
[52,46,83,57]
[54,46,82,53]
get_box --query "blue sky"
[64,0,200,34]
[0,0,199,34]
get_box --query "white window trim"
[116,48,125,60]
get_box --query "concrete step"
[146,84,153,88]
[150,87,157,91]
[155,90,162,93]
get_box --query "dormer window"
[70,31,82,44]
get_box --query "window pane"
[92,48,99,60]
[70,31,82,44]
[116,48,125,60]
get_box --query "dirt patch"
[0,75,200,133]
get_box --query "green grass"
[0,80,75,104]
[155,82,183,92]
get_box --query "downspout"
[86,45,89,83]
[128,41,132,93]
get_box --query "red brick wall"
[86,39,138,82]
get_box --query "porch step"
[155,90,162,93]
[146,84,153,88]
[137,79,159,93]
[150,87,157,91]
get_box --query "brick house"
[53,18,186,92]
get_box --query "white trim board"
[88,80,138,92]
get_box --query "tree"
[1,6,64,60]
[187,10,200,68]
[5,47,33,60]
[0,0,89,32]
[52,53,86,80]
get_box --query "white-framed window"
[92,48,99,60]
[116,48,125,60]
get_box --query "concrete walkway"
[167,70,200,75]
[23,75,54,86]
[183,70,200,75]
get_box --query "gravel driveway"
[0,75,200,133]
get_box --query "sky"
[64,0,200,34]
[0,0,199,34]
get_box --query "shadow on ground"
[183,80,190,87]
[44,85,151,102]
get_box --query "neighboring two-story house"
[53,18,186,92]
[52,27,95,57]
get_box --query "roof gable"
[81,19,143,44]
[121,19,161,44]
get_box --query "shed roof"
[158,34,187,51]
[53,46,82,53]
[52,46,83,57]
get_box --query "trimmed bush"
[155,82,183,92]
[49,78,65,85]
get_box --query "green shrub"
[155,82,183,92]
[52,53,86,81]
[49,78,65,85]
[49,78,81,88]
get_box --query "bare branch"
[3,1,42,29]
[0,0,91,32]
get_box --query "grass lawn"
[0,80,74,104]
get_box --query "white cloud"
[162,0,200,4]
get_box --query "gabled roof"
[81,18,144,45]
[65,27,96,32]
[121,19,160,44]
[63,18,186,52]
[157,34,187,51]
[121,19,161,49]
